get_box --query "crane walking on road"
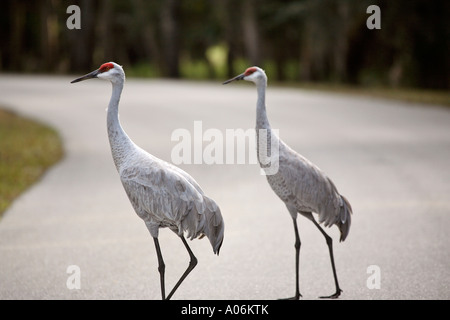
[71,62,224,300]
[223,67,352,299]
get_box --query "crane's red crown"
[244,67,257,76]
[99,62,114,73]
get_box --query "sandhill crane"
[71,62,224,300]
[223,66,352,299]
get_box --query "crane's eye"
[244,67,257,76]
[99,63,114,73]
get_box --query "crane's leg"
[280,215,302,300]
[166,235,198,300]
[292,217,302,299]
[308,215,342,299]
[153,237,166,300]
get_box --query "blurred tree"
[0,0,447,88]
[215,0,241,78]
[241,0,262,66]
[130,0,162,70]
[95,0,113,65]
[66,0,96,72]
[40,0,59,71]
[180,0,218,78]
[8,0,26,70]
[160,0,180,77]
[259,0,301,81]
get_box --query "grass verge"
[274,82,450,107]
[0,108,64,217]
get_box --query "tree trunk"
[241,0,261,66]
[67,0,96,71]
[160,0,180,78]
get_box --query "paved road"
[0,75,449,299]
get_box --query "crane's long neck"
[256,80,270,130]
[255,79,279,171]
[107,80,136,170]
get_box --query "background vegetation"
[0,0,448,89]
[0,109,64,216]
[0,1,448,214]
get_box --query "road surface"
[0,75,449,299]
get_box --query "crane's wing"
[119,161,224,250]
[163,161,205,195]
[120,162,205,234]
[275,142,351,238]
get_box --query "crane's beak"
[222,73,245,85]
[70,69,100,83]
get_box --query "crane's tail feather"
[203,196,225,255]
[337,195,352,242]
[181,196,224,255]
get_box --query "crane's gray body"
[253,73,352,241]
[223,66,352,298]
[70,62,224,299]
[224,66,353,298]
[105,63,224,254]
[119,153,224,253]
[263,135,351,241]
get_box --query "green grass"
[126,62,161,78]
[0,108,64,217]
[274,81,450,107]
[124,41,450,107]
[126,54,449,108]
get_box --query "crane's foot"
[278,293,302,300]
[319,289,342,299]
